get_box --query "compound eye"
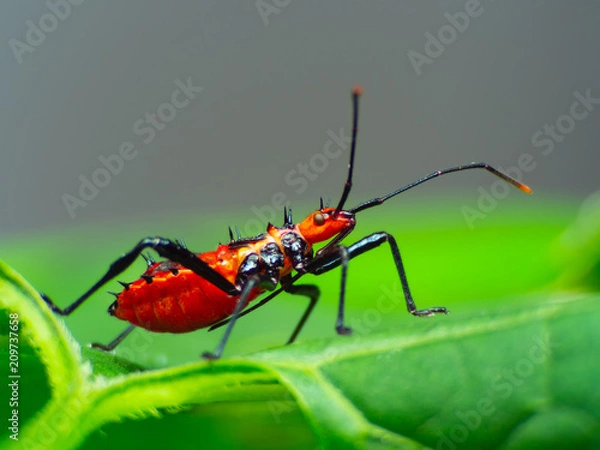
[314,213,325,225]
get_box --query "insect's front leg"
[304,232,448,334]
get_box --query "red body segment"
[113,247,256,332]
[296,207,356,243]
[112,230,303,333]
[113,266,261,333]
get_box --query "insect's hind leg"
[90,324,136,351]
[41,237,239,317]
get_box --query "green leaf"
[252,293,600,449]
[552,190,600,289]
[2,262,600,449]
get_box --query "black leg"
[305,232,448,317]
[209,232,446,344]
[333,246,352,335]
[202,276,260,360]
[41,237,239,316]
[90,324,136,351]
[207,276,319,345]
[208,284,292,332]
[284,283,320,344]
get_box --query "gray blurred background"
[1,1,599,239]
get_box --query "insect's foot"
[336,325,353,336]
[90,342,113,352]
[412,307,448,317]
[201,351,220,361]
[39,293,61,314]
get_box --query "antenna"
[334,86,362,216]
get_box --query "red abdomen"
[112,257,261,333]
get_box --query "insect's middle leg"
[202,276,260,360]
[283,282,320,344]
[207,277,320,347]
[304,231,448,334]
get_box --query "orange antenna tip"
[519,183,533,194]
[352,85,363,96]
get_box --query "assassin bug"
[42,86,531,360]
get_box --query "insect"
[42,86,531,359]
